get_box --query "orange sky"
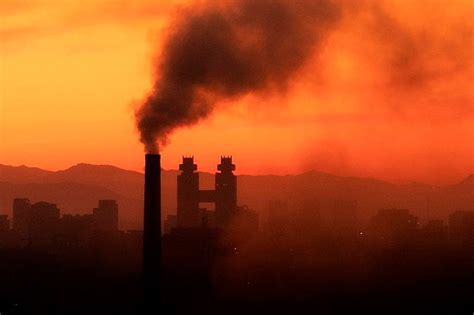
[0,0,473,184]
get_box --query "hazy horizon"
[1,161,473,186]
[1,0,473,185]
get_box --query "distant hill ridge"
[1,163,473,230]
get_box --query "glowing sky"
[1,0,473,184]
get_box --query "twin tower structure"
[143,153,257,305]
[178,156,237,229]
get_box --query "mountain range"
[1,163,472,230]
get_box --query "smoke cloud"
[136,0,473,154]
[136,0,341,153]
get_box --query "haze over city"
[0,1,473,314]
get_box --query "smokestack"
[143,153,161,300]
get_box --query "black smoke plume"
[136,0,473,153]
[136,0,341,153]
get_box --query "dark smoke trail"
[136,0,473,153]
[136,0,341,152]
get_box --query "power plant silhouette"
[142,154,256,308]
[178,156,237,229]
[1,154,472,314]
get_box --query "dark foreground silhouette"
[1,157,472,314]
[0,221,473,315]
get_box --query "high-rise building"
[13,199,60,246]
[449,210,474,251]
[176,156,239,229]
[215,156,237,227]
[0,215,9,232]
[12,198,31,235]
[30,202,60,246]
[177,157,200,228]
[56,214,95,249]
[420,219,448,248]
[93,200,118,231]
[368,208,419,249]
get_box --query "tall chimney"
[143,153,161,301]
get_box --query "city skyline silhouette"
[1,157,473,314]
[1,0,473,314]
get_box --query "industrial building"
[176,156,241,230]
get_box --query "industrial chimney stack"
[143,153,161,301]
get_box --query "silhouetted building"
[0,215,9,232]
[368,208,418,249]
[449,210,474,251]
[177,157,200,228]
[12,198,31,236]
[420,220,448,247]
[93,200,118,231]
[176,156,243,230]
[13,200,61,247]
[0,214,11,248]
[31,202,60,245]
[10,198,123,250]
[56,214,95,249]
[215,156,237,227]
